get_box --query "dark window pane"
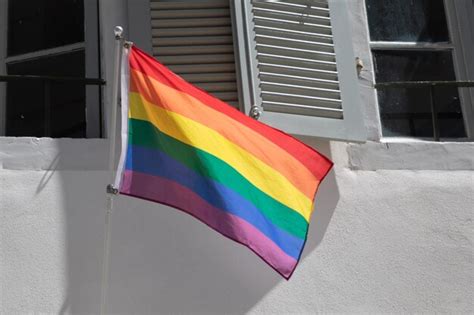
[374,50,467,138]
[8,0,84,56]
[6,51,86,138]
[366,0,449,42]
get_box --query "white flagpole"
[100,25,124,315]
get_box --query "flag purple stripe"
[124,144,304,259]
[121,169,298,278]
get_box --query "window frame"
[0,0,7,135]
[0,0,102,138]
[367,0,474,141]
[444,0,474,140]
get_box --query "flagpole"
[100,25,124,315]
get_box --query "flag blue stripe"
[125,144,304,259]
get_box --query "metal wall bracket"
[106,184,119,195]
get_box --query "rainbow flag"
[115,46,333,279]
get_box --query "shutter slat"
[259,55,337,72]
[260,63,338,81]
[271,0,329,9]
[153,45,234,56]
[194,82,237,92]
[261,82,340,100]
[152,18,230,29]
[255,25,332,40]
[154,35,233,47]
[211,91,238,101]
[262,92,342,109]
[256,34,334,53]
[274,0,329,8]
[153,54,235,65]
[180,72,236,83]
[151,0,239,108]
[262,101,343,119]
[254,17,332,35]
[260,72,339,90]
[167,63,235,74]
[255,27,333,45]
[151,8,230,19]
[253,2,329,17]
[257,44,336,63]
[152,26,231,37]
[253,8,331,26]
[150,0,229,10]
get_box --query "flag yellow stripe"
[129,92,313,221]
[129,68,318,199]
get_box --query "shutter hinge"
[249,105,262,120]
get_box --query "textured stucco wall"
[1,0,474,313]
[1,138,473,314]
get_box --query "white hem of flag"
[113,46,131,190]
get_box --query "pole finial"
[114,26,124,40]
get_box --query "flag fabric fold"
[116,46,333,279]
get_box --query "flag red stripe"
[129,46,333,181]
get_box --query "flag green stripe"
[129,118,308,239]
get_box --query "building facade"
[1,0,473,313]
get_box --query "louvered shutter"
[234,0,367,141]
[150,0,240,108]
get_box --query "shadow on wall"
[49,140,339,314]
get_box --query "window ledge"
[0,137,109,171]
[380,137,472,143]
[348,140,474,171]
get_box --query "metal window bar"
[374,80,474,141]
[0,75,106,137]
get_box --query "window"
[147,0,367,142]
[366,0,474,140]
[0,0,102,138]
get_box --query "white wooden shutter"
[233,0,367,141]
[150,0,240,108]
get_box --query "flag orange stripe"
[129,68,318,200]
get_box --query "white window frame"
[368,0,474,141]
[0,0,101,138]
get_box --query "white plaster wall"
[1,138,473,314]
[1,0,474,313]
